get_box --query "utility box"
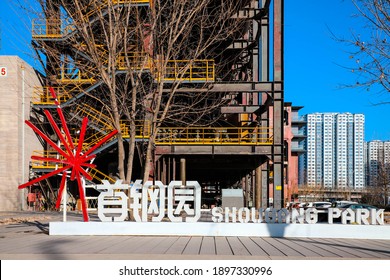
[221,189,244,209]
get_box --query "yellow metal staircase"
[88,167,116,183]
[32,2,152,38]
[74,104,115,132]
[72,103,151,150]
[83,0,152,21]
[30,150,114,183]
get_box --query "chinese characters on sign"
[97,180,129,222]
[97,180,201,222]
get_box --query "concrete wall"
[0,56,42,211]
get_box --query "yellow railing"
[73,132,112,151]
[73,124,271,147]
[117,52,153,70]
[75,104,151,136]
[73,121,151,150]
[57,66,95,83]
[114,0,151,3]
[89,167,116,183]
[32,18,75,39]
[30,151,64,169]
[155,127,273,145]
[120,120,151,139]
[118,55,215,82]
[158,60,215,82]
[74,103,151,148]
[31,152,113,182]
[32,86,72,105]
[73,43,108,61]
[32,2,151,38]
[74,104,115,132]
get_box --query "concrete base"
[50,222,390,239]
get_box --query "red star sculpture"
[18,87,118,222]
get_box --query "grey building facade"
[0,56,42,210]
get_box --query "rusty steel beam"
[272,0,285,209]
[221,105,260,114]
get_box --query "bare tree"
[337,0,390,94]
[141,0,246,181]
[364,161,390,206]
[31,0,145,184]
[30,0,247,185]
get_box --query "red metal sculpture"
[18,87,118,222]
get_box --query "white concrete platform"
[50,222,390,239]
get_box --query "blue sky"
[1,0,389,141]
[285,0,390,141]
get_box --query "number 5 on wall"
[0,67,7,77]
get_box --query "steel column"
[180,158,186,186]
[272,0,284,209]
[261,164,269,207]
[260,0,270,83]
[255,165,261,208]
[162,157,166,185]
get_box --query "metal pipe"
[21,63,26,211]
[63,180,67,222]
[180,158,186,186]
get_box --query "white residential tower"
[304,113,365,188]
[366,140,390,187]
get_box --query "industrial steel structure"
[29,0,285,209]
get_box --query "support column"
[255,165,261,208]
[262,163,269,207]
[162,157,166,185]
[272,0,284,209]
[260,0,270,83]
[172,157,176,181]
[250,170,255,207]
[180,158,186,186]
[244,175,249,207]
[167,157,171,183]
[156,158,161,181]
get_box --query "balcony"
[157,60,215,83]
[155,126,272,145]
[32,18,75,39]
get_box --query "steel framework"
[29,0,285,209]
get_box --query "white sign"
[211,207,385,225]
[0,66,7,77]
[97,180,129,222]
[95,180,385,225]
[96,180,201,223]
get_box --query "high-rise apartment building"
[366,140,390,187]
[304,113,365,189]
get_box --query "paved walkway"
[0,211,390,260]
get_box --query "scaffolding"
[30,0,285,209]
